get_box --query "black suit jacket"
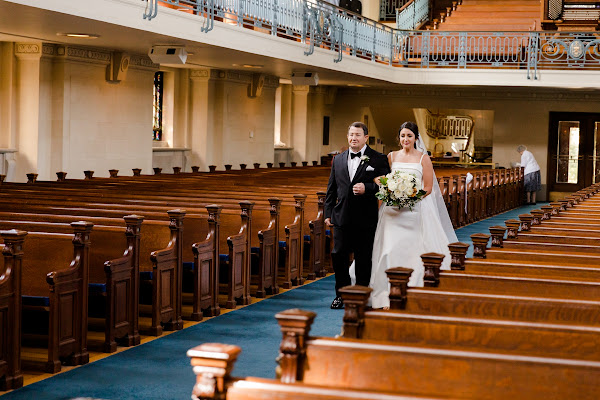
[324,146,391,228]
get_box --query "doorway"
[548,112,600,195]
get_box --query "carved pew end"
[505,219,521,239]
[470,233,490,258]
[26,173,38,183]
[518,214,533,231]
[84,170,94,179]
[187,343,241,399]
[339,285,372,339]
[385,267,413,310]
[274,309,316,383]
[489,226,507,248]
[448,242,469,270]
[56,171,67,182]
[422,253,445,287]
[132,168,142,176]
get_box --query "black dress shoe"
[330,296,344,309]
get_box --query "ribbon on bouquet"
[465,172,473,214]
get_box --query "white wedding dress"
[368,160,454,309]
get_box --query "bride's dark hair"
[398,121,419,149]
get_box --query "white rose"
[388,180,398,191]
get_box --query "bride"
[368,121,458,309]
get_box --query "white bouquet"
[376,170,427,211]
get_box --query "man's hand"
[324,218,332,227]
[353,183,365,195]
[374,176,383,185]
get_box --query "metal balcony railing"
[142,0,600,79]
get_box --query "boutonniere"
[360,155,370,164]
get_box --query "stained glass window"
[153,71,163,141]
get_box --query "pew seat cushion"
[89,283,107,295]
[219,254,229,263]
[304,235,311,242]
[279,241,287,248]
[22,295,50,307]
[183,261,194,271]
[251,247,259,254]
[140,271,153,280]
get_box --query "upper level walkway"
[3,0,600,88]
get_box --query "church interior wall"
[56,59,155,179]
[220,73,277,169]
[330,87,600,201]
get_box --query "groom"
[324,122,390,309]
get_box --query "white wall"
[1,42,157,181]
[184,69,278,170]
[53,56,155,178]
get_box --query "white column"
[189,69,222,170]
[0,42,16,150]
[291,85,310,163]
[14,42,42,182]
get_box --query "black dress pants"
[331,224,376,295]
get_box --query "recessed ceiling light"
[347,84,368,87]
[242,64,263,69]
[57,33,100,38]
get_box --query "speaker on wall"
[291,72,319,86]
[148,46,187,65]
[248,73,265,98]
[106,52,130,83]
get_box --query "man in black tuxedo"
[324,122,390,309]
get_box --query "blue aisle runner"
[2,203,543,400]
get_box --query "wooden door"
[548,112,600,193]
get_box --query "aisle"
[1,203,543,400]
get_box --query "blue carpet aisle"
[1,203,545,400]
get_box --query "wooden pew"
[0,217,143,352]
[0,230,27,390]
[0,184,324,305]
[339,285,600,361]
[187,308,600,400]
[0,209,186,337]
[21,222,92,373]
[187,344,446,400]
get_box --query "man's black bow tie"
[350,152,362,159]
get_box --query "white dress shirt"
[348,144,367,182]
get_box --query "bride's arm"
[374,152,393,185]
[421,153,434,196]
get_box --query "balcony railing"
[380,0,410,22]
[142,0,600,79]
[396,0,429,31]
